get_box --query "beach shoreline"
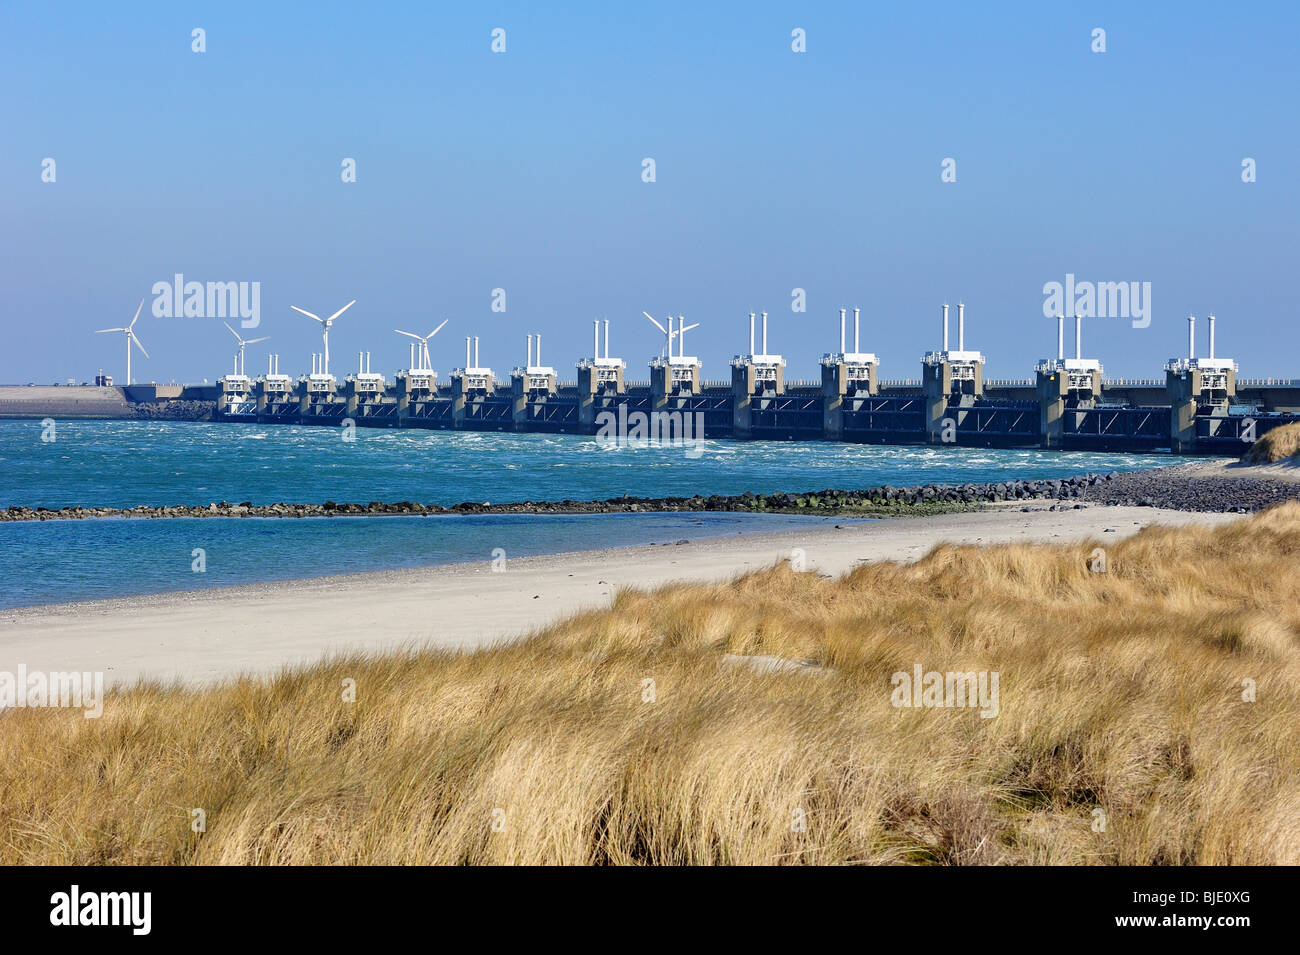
[0,503,1241,689]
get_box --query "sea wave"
[0,419,1188,510]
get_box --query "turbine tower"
[290,299,355,375]
[94,300,148,385]
[394,320,449,372]
[223,322,269,376]
[642,311,693,358]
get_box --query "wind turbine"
[290,299,355,375]
[394,320,448,371]
[94,300,148,385]
[224,322,269,376]
[643,311,679,358]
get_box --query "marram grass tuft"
[3,504,1299,864]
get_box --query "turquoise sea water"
[0,511,854,610]
[1,420,1184,510]
[0,420,1190,609]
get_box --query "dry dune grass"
[1245,421,1300,463]
[4,505,1300,864]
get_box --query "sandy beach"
[1184,457,1300,482]
[0,503,1240,688]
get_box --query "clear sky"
[2,1,1297,384]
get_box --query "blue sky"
[2,1,1297,384]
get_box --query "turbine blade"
[94,328,126,334]
[683,323,700,332]
[224,321,242,342]
[642,311,666,334]
[129,299,144,328]
[428,320,448,338]
[245,336,269,345]
[325,300,356,323]
[130,334,150,358]
[291,306,323,322]
[394,330,421,340]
